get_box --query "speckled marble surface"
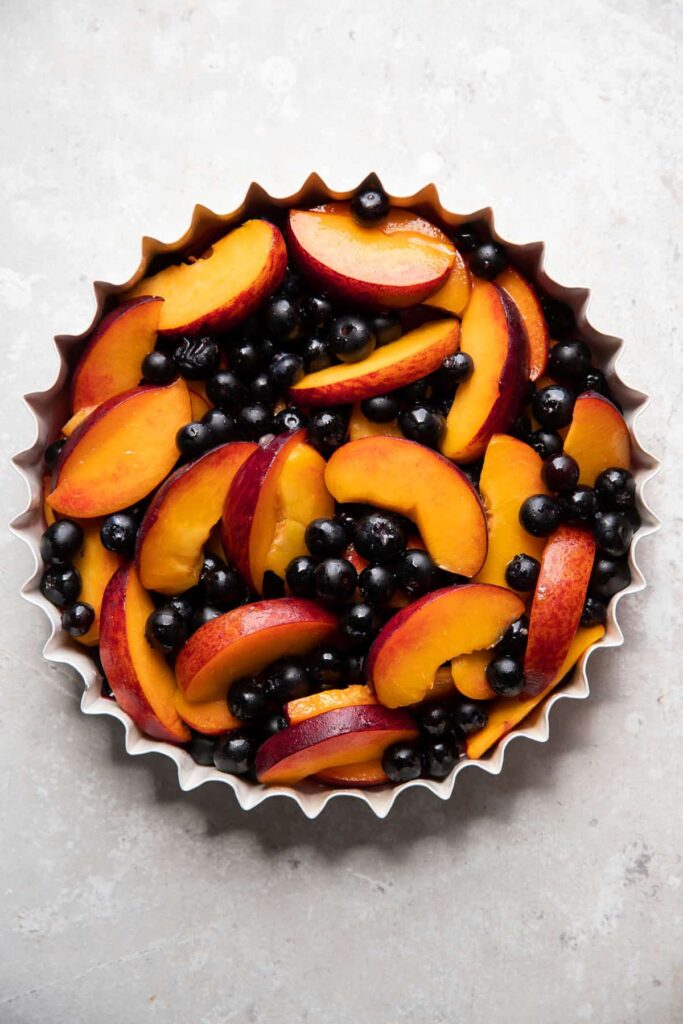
[1,2,681,1021]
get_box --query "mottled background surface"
[1,1,681,1022]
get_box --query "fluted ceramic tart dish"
[11,175,659,818]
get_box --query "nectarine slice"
[440,281,527,462]
[367,584,524,708]
[42,475,57,527]
[424,246,471,315]
[136,441,256,595]
[288,203,455,308]
[176,598,338,703]
[48,379,191,518]
[61,405,98,437]
[173,689,241,736]
[72,519,123,646]
[255,705,419,785]
[325,436,487,577]
[129,220,287,335]
[428,665,457,701]
[290,319,460,406]
[349,404,402,441]
[285,685,376,726]
[497,267,549,381]
[450,650,496,700]
[523,525,596,697]
[563,392,631,485]
[99,565,190,743]
[466,625,605,760]
[474,434,548,589]
[315,760,388,787]
[71,296,163,412]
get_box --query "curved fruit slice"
[424,247,471,315]
[43,475,57,527]
[61,405,97,437]
[325,436,487,576]
[285,685,376,726]
[129,220,287,336]
[563,392,631,485]
[474,434,548,589]
[99,565,190,743]
[523,525,596,697]
[450,650,496,700]
[176,598,337,703]
[349,404,402,441]
[497,267,549,381]
[428,664,457,701]
[288,203,455,308]
[48,379,191,518]
[289,319,460,406]
[222,430,333,593]
[173,689,241,736]
[367,584,524,708]
[71,296,163,412]
[72,519,123,646]
[440,281,527,462]
[255,705,419,785]
[466,625,605,760]
[188,381,211,420]
[315,760,388,787]
[136,441,256,595]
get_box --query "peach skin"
[497,267,549,381]
[285,685,377,726]
[563,391,631,485]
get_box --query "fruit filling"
[39,182,637,787]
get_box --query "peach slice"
[428,665,457,701]
[255,705,419,785]
[173,689,241,736]
[289,319,460,406]
[349,404,402,441]
[440,281,528,462]
[523,525,596,697]
[424,246,471,315]
[288,203,455,308]
[367,584,525,708]
[71,296,163,413]
[222,430,334,593]
[136,441,256,595]
[450,650,496,701]
[61,405,98,437]
[188,381,211,420]
[497,267,549,381]
[285,685,376,726]
[99,565,190,743]
[563,392,631,485]
[325,436,487,576]
[42,475,57,527]
[129,219,287,335]
[72,519,123,646]
[315,760,388,787]
[466,625,605,760]
[474,434,548,589]
[176,598,338,703]
[48,379,191,518]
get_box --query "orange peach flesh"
[173,689,241,735]
[315,760,388,786]
[368,584,524,707]
[451,650,496,700]
[325,436,487,577]
[349,405,402,441]
[474,434,548,590]
[285,685,376,725]
[48,379,191,517]
[43,475,57,527]
[129,220,286,334]
[427,665,458,701]
[563,392,631,485]
[466,625,605,759]
[497,267,548,381]
[72,520,123,646]
[62,405,97,437]
[424,247,471,315]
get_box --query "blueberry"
[532,385,575,430]
[397,376,431,404]
[228,677,268,721]
[548,339,592,381]
[285,555,318,597]
[190,605,223,632]
[563,485,600,524]
[581,594,607,627]
[540,296,575,339]
[269,352,305,391]
[44,438,66,470]
[453,701,489,735]
[339,603,380,650]
[145,605,187,654]
[176,421,214,457]
[305,517,348,558]
[274,407,308,433]
[261,711,288,739]
[62,601,95,637]
[187,733,215,766]
[453,222,480,253]
[141,350,178,385]
[236,404,273,441]
[417,703,452,738]
[280,266,303,299]
[203,565,244,609]
[382,742,422,783]
[351,185,390,222]
[398,406,445,448]
[345,652,366,684]
[529,429,564,460]
[510,415,533,442]
[265,658,310,702]
[230,340,265,380]
[423,739,460,779]
[201,408,235,443]
[594,511,634,557]
[542,452,580,493]
[200,554,225,583]
[470,241,508,280]
[581,369,609,396]
[460,461,483,490]
[505,553,540,592]
[174,336,220,380]
[168,593,196,624]
[314,558,357,604]
[394,549,437,597]
[334,503,368,533]
[301,295,334,332]
[590,556,631,600]
[495,616,529,658]
[438,351,474,388]
[301,335,332,372]
[213,730,258,775]
[206,370,246,408]
[306,409,348,457]
[360,394,400,423]
[262,571,285,599]
[358,565,397,606]
[100,512,139,555]
[308,646,347,689]
[330,315,376,363]
[486,655,524,697]
[264,296,301,344]
[249,372,276,404]
[40,519,83,565]
[595,467,636,510]
[353,511,406,565]
[369,312,402,347]
[519,494,562,537]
